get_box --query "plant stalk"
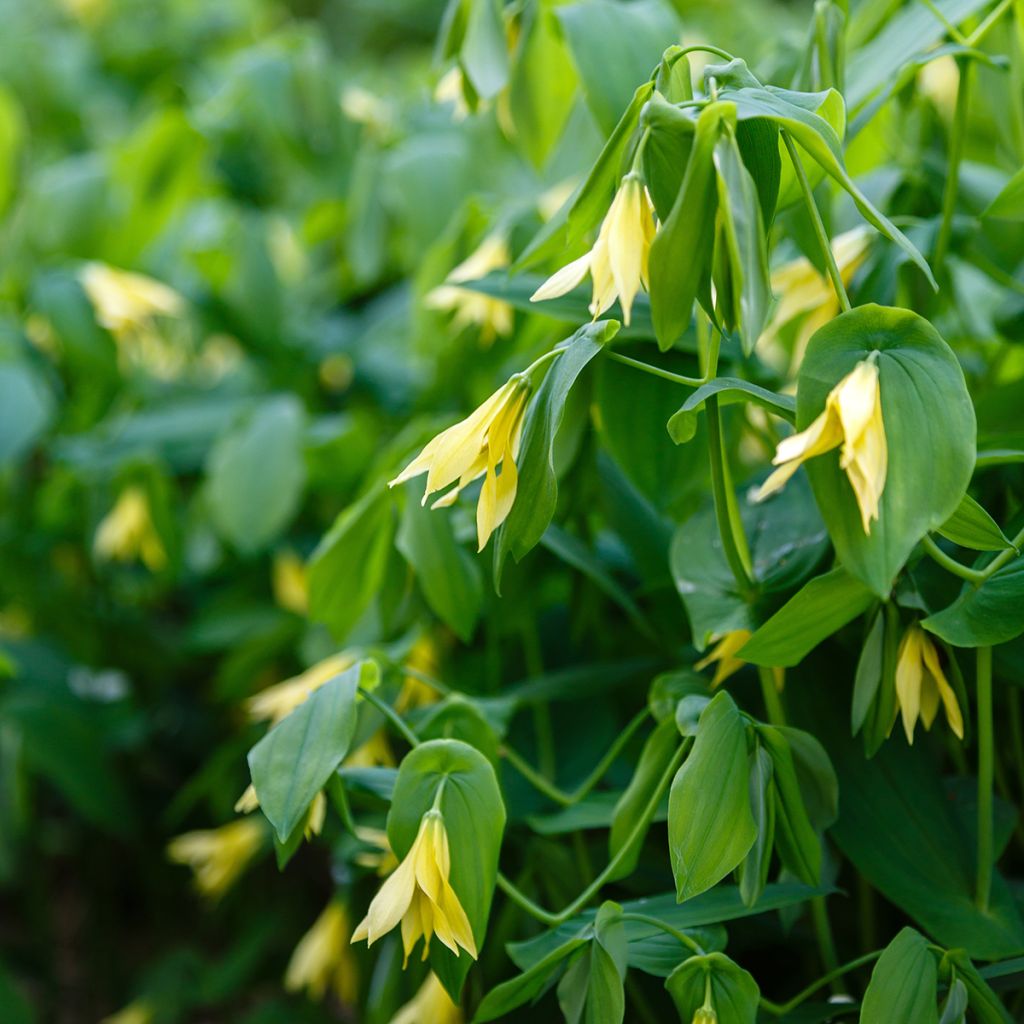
[976,644,994,911]
[934,58,972,269]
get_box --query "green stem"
[1010,687,1024,816]
[811,895,843,992]
[757,665,786,726]
[498,740,690,926]
[976,645,994,911]
[781,130,851,312]
[605,350,710,387]
[921,535,987,585]
[501,708,650,807]
[675,44,736,62]
[706,395,754,590]
[934,58,972,269]
[979,524,1024,579]
[358,687,420,748]
[759,950,883,1016]
[919,0,971,43]
[621,913,705,955]
[967,0,1014,45]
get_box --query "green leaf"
[0,961,33,1024]
[649,101,730,351]
[940,978,968,1024]
[736,116,781,227]
[396,483,483,642]
[667,378,795,446]
[944,950,1015,1024]
[668,692,757,902]
[556,0,678,134]
[0,363,54,465]
[665,952,760,1024]
[851,611,884,735]
[460,0,509,100]
[308,487,394,642]
[495,321,618,577]
[757,725,821,886]
[508,2,578,167]
[860,928,938,1024]
[609,718,680,880]
[206,395,306,554]
[387,739,506,1000]
[796,305,975,596]
[558,902,627,1024]
[724,89,935,285]
[737,746,774,907]
[248,660,372,842]
[775,87,844,209]
[713,127,771,354]
[641,92,696,221]
[938,494,1013,552]
[739,567,876,667]
[923,555,1024,647]
[983,165,1024,221]
[473,932,591,1022]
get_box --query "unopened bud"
[693,1009,717,1024]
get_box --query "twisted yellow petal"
[894,624,964,744]
[284,902,359,1004]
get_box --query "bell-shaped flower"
[756,357,887,533]
[531,173,655,327]
[389,376,531,551]
[425,233,514,344]
[245,651,358,725]
[284,901,359,1005]
[390,973,463,1024]
[351,809,477,967]
[167,819,264,900]
[894,624,964,744]
[94,486,167,571]
[696,630,784,690]
[80,262,184,337]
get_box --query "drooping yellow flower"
[693,1008,717,1024]
[390,973,463,1024]
[353,825,400,876]
[389,376,531,551]
[285,902,359,1005]
[763,228,870,364]
[351,810,477,966]
[425,234,514,344]
[756,356,887,533]
[272,549,309,615]
[694,630,785,691]
[435,67,471,121]
[94,487,167,571]
[396,634,443,714]
[235,785,326,840]
[894,624,964,744]
[100,1001,153,1024]
[531,173,655,326]
[167,819,264,900]
[79,262,184,337]
[246,651,358,725]
[346,730,397,768]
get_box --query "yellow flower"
[894,624,964,744]
[396,635,443,714]
[235,785,326,840]
[435,67,471,122]
[531,173,655,326]
[693,1009,717,1024]
[351,810,477,966]
[346,730,397,769]
[390,973,463,1024]
[696,631,785,690]
[272,549,309,615]
[755,356,887,533]
[100,1001,153,1024]
[354,825,400,876]
[284,902,359,1005]
[94,487,167,571]
[246,651,358,725]
[763,228,870,363]
[389,376,531,551]
[79,262,184,337]
[167,819,264,899]
[425,233,514,344]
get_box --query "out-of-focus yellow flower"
[435,67,471,121]
[94,487,167,572]
[425,234,513,344]
[395,635,442,714]
[60,0,108,23]
[285,902,359,1005]
[918,55,960,118]
[537,179,577,222]
[346,730,396,768]
[354,826,400,876]
[341,85,394,132]
[390,376,531,550]
[167,819,264,900]
[531,173,655,326]
[763,228,870,363]
[100,1001,153,1024]
[693,1007,717,1024]
[246,651,358,725]
[894,624,964,744]
[79,262,184,337]
[390,973,463,1024]
[235,785,326,840]
[756,356,887,533]
[352,810,476,966]
[272,549,309,615]
[695,630,784,690]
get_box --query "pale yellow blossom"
[246,651,358,725]
[894,624,964,744]
[390,973,463,1024]
[285,902,359,1004]
[100,1001,153,1024]
[94,487,167,571]
[272,549,309,615]
[167,819,263,899]
[695,630,784,690]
